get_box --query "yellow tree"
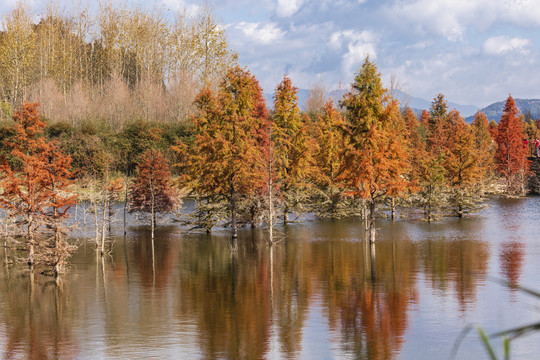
[311,100,351,218]
[272,75,309,224]
[0,4,36,106]
[471,111,495,190]
[339,58,412,242]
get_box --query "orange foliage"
[0,103,77,272]
[495,95,530,194]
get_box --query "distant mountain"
[465,98,540,123]
[393,90,479,118]
[265,89,479,118]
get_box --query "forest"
[0,3,536,276]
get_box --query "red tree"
[129,149,177,239]
[495,95,529,195]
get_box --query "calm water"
[1,197,540,359]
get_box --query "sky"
[2,0,540,108]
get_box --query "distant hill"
[393,90,479,118]
[465,99,540,123]
[265,89,479,118]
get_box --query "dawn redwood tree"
[471,111,495,186]
[179,66,268,239]
[129,149,177,240]
[0,102,77,274]
[495,95,530,195]
[339,58,413,242]
[419,109,430,129]
[429,93,448,132]
[311,100,348,218]
[272,74,309,224]
[443,111,485,217]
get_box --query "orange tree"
[443,111,486,217]
[339,58,412,242]
[129,149,177,240]
[495,95,529,195]
[178,66,268,238]
[0,103,77,274]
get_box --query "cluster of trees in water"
[0,3,533,276]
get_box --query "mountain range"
[264,89,540,123]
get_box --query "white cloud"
[388,0,540,41]
[328,30,378,76]
[235,22,285,44]
[483,36,531,55]
[276,0,304,17]
[389,0,477,41]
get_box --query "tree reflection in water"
[0,213,522,359]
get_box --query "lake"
[1,197,540,359]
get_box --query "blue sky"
[2,0,540,107]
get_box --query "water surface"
[1,197,540,359]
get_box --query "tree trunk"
[123,180,128,236]
[93,202,99,247]
[231,186,238,239]
[390,197,395,221]
[101,199,107,256]
[27,215,34,266]
[151,180,155,240]
[368,198,376,243]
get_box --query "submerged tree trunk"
[368,198,376,243]
[230,185,238,239]
[124,180,128,236]
[426,184,433,222]
[101,198,107,256]
[390,197,396,221]
[27,215,34,267]
[150,179,155,241]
